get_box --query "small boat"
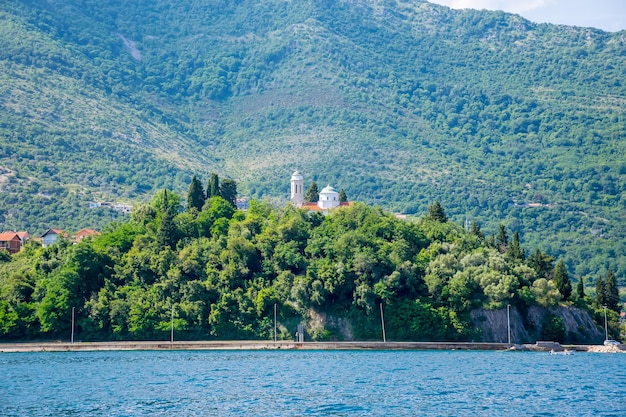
[550,349,574,355]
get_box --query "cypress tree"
[528,249,554,279]
[207,173,220,199]
[339,188,348,203]
[496,224,508,254]
[470,221,484,239]
[576,276,585,299]
[304,181,319,203]
[605,268,620,312]
[220,178,238,208]
[507,231,525,261]
[552,260,572,301]
[187,175,205,213]
[427,200,447,222]
[595,276,606,307]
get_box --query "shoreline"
[0,340,621,353]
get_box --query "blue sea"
[1,350,624,416]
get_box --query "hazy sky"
[428,0,626,32]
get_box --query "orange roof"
[75,228,100,239]
[0,231,20,241]
[300,202,353,211]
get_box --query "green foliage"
[186,175,205,213]
[0,0,625,287]
[427,201,448,223]
[0,190,614,341]
[552,260,572,301]
[304,181,319,203]
[576,276,585,299]
[207,174,220,199]
[605,268,620,312]
[541,313,566,343]
[220,179,238,208]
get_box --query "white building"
[290,170,349,212]
[318,185,340,209]
[290,170,304,207]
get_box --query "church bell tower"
[290,170,304,207]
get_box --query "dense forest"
[0,179,621,342]
[0,0,625,286]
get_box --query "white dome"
[320,185,337,194]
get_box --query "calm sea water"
[1,349,625,416]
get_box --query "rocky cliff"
[471,306,604,344]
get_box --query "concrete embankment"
[1,340,621,353]
[0,340,510,353]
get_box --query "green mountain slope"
[0,0,625,282]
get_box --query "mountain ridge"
[0,0,625,282]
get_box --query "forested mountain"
[0,0,625,283]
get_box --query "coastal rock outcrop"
[471,305,604,344]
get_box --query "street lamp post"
[603,305,608,341]
[274,303,277,342]
[507,304,511,345]
[170,305,174,343]
[71,307,75,344]
[379,303,387,343]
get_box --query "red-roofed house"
[0,232,22,254]
[74,228,100,242]
[16,231,30,243]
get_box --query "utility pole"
[380,303,387,343]
[274,303,277,342]
[507,304,511,345]
[171,305,175,343]
[603,305,608,341]
[71,307,75,344]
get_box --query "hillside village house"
[0,231,29,254]
[290,170,351,212]
[75,228,100,242]
[41,228,69,248]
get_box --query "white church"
[290,170,350,212]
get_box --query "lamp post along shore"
[379,303,386,343]
[507,304,511,345]
[171,305,174,343]
[71,307,75,344]
[274,303,277,343]
[603,305,608,341]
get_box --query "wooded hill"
[0,0,625,284]
[0,187,620,342]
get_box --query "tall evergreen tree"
[187,175,205,213]
[528,249,554,279]
[304,181,319,203]
[339,188,348,203]
[220,178,238,208]
[207,173,220,199]
[594,276,606,307]
[427,200,447,222]
[552,260,572,301]
[605,268,620,311]
[507,231,524,261]
[496,224,508,254]
[576,276,585,299]
[157,189,176,249]
[470,221,484,240]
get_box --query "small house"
[41,228,68,248]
